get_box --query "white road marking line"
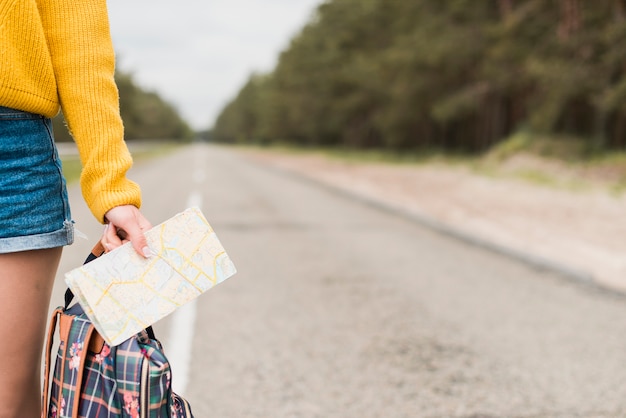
[167,298,197,394]
[167,176,204,394]
[193,169,206,184]
[186,190,203,209]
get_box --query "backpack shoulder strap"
[41,307,63,418]
[69,325,96,418]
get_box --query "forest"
[212,0,626,154]
[53,70,192,142]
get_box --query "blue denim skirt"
[0,106,73,253]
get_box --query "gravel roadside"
[239,147,626,294]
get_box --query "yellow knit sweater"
[0,0,141,223]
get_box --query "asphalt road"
[52,143,626,418]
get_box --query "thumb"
[104,205,153,258]
[124,224,152,258]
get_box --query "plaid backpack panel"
[43,303,193,418]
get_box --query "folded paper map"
[65,207,237,346]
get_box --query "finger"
[100,224,111,253]
[104,222,124,250]
[117,220,152,258]
[103,206,153,258]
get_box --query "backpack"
[42,246,194,418]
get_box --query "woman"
[0,0,151,415]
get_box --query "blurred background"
[57,1,626,157]
[54,1,626,416]
[56,0,626,152]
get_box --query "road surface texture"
[241,148,626,294]
[52,143,626,418]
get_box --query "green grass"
[60,157,83,184]
[242,135,626,194]
[240,142,475,167]
[487,133,626,191]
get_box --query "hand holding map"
[65,207,237,346]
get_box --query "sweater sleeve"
[36,0,141,223]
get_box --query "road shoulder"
[238,146,626,294]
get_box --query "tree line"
[54,70,192,142]
[212,0,626,154]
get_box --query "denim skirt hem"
[0,221,74,254]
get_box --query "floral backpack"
[41,245,194,418]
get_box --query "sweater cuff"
[83,179,142,224]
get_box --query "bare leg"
[0,247,62,418]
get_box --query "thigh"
[0,248,62,416]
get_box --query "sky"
[107,0,323,131]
